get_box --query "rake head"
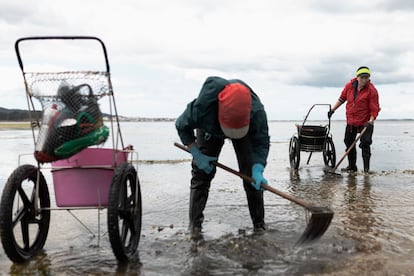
[323,166,342,176]
[295,206,334,246]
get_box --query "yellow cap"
[356,67,371,77]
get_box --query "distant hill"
[0,107,40,121]
[0,107,175,122]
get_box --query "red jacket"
[339,78,380,127]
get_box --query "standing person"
[175,76,270,238]
[328,66,380,173]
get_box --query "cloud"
[0,0,413,119]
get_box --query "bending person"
[175,76,270,238]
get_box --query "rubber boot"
[362,151,371,173]
[342,147,358,172]
[363,157,370,173]
[245,187,266,233]
[189,188,208,239]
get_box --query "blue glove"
[251,163,268,191]
[189,145,217,174]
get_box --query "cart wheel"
[323,136,336,168]
[289,136,300,169]
[0,165,51,263]
[108,163,142,262]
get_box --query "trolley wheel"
[0,165,51,263]
[323,136,336,168]
[107,163,142,262]
[289,136,300,169]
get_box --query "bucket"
[51,148,128,207]
[297,125,327,152]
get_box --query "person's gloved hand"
[364,121,374,129]
[251,163,268,191]
[189,145,217,174]
[364,120,374,128]
[327,110,335,118]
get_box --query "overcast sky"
[1,0,414,120]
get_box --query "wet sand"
[2,165,413,275]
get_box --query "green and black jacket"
[175,76,270,166]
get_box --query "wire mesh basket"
[27,71,110,162]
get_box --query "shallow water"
[0,120,413,275]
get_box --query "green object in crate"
[54,126,109,158]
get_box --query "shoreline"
[1,118,413,130]
[0,121,31,129]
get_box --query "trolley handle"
[302,104,332,123]
[15,36,110,73]
[301,103,332,132]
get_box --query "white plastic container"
[35,104,59,152]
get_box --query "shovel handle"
[174,142,312,209]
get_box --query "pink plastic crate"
[51,148,128,207]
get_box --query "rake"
[174,142,333,245]
[324,125,368,176]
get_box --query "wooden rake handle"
[174,142,314,209]
[333,125,368,170]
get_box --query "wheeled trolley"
[0,36,142,263]
[289,104,336,169]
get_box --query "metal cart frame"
[289,104,336,170]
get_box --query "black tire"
[289,136,300,169]
[0,165,51,263]
[107,163,142,262]
[323,136,336,168]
